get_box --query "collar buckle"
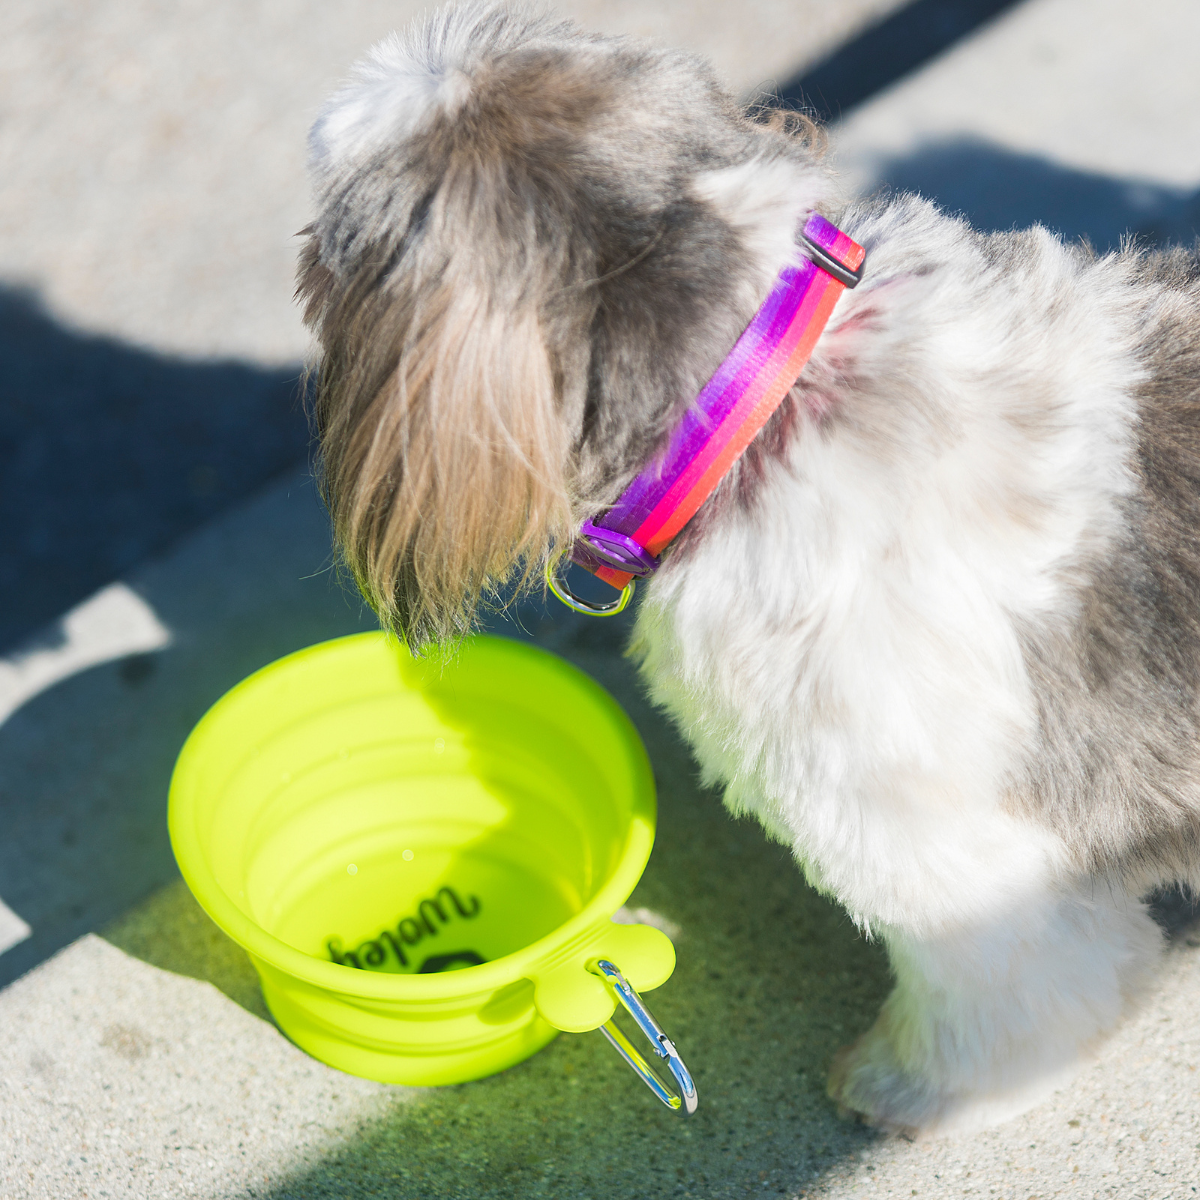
[571,520,660,578]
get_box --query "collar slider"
[800,231,864,289]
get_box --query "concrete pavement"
[3,0,1200,1197]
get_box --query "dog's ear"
[298,231,572,650]
[296,7,620,649]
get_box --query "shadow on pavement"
[859,136,1198,251]
[0,287,311,654]
[103,878,273,1024]
[767,0,1027,122]
[258,811,887,1200]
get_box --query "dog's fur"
[298,4,1200,1134]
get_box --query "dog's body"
[299,4,1200,1133]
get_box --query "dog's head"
[299,3,831,647]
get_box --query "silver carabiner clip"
[589,959,698,1115]
[545,556,635,617]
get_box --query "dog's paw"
[826,1024,931,1137]
[827,1021,1078,1137]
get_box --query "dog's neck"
[549,213,865,616]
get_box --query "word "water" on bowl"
[326,884,484,974]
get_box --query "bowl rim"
[168,632,657,1002]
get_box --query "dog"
[296,3,1200,1134]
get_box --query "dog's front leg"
[826,880,1162,1135]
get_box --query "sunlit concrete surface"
[0,936,393,1200]
[0,584,170,726]
[0,0,903,365]
[0,900,31,959]
[0,469,377,992]
[4,0,1200,1196]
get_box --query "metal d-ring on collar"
[545,556,635,616]
[544,519,661,616]
[588,958,698,1115]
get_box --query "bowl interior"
[171,634,653,982]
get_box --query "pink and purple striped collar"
[548,212,865,615]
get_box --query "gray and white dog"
[298,3,1200,1134]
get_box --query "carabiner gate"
[589,958,697,1115]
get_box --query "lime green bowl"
[168,632,674,1085]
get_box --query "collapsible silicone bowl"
[168,632,693,1105]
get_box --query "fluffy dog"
[297,3,1200,1134]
